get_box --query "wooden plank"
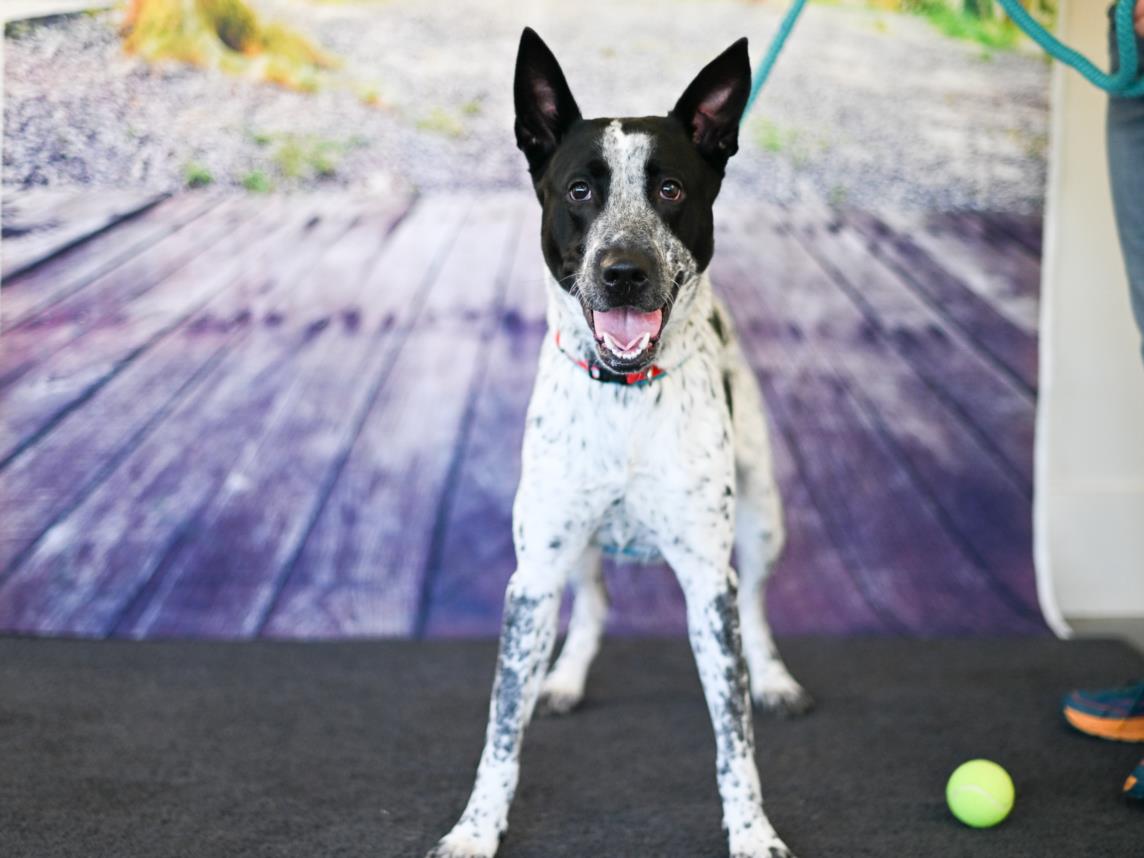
[1,188,165,280]
[782,200,1035,494]
[882,208,1041,334]
[1,192,225,330]
[744,364,894,636]
[729,207,1042,624]
[0,194,248,391]
[772,368,1035,634]
[413,207,547,638]
[0,197,401,635]
[763,437,894,635]
[0,198,408,579]
[978,210,1044,258]
[124,197,504,639]
[844,208,1039,395]
[258,197,526,639]
[713,209,1043,633]
[0,196,282,467]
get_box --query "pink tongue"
[592,308,663,351]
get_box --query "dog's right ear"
[514,28,581,179]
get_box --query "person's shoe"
[1124,758,1144,800]
[1062,681,1144,742]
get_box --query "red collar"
[554,331,668,386]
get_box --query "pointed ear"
[514,28,582,178]
[670,38,752,172]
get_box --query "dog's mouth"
[590,305,666,369]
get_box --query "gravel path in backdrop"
[3,0,1051,211]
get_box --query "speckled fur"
[428,33,809,858]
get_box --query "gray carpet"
[0,636,1141,857]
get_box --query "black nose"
[599,249,656,294]
[602,259,648,288]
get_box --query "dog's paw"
[425,827,498,858]
[535,687,582,717]
[751,679,814,717]
[729,828,796,858]
[535,674,584,717]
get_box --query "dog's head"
[514,27,750,372]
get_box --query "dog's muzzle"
[583,247,669,368]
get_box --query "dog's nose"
[602,259,648,288]
[599,249,656,294]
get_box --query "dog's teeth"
[600,331,651,359]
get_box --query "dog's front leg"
[426,567,562,858]
[677,564,796,858]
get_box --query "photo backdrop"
[0,0,1053,638]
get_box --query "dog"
[427,29,811,858]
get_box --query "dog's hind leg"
[537,544,606,716]
[729,362,813,716]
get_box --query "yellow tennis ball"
[946,759,1015,828]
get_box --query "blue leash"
[997,0,1144,98]
[743,0,1144,115]
[743,0,808,115]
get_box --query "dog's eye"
[568,181,592,202]
[659,179,683,202]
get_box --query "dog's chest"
[524,341,733,565]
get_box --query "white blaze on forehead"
[588,120,663,252]
[601,120,653,215]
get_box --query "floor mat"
[0,636,1140,857]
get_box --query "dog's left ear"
[670,38,752,172]
[514,27,582,179]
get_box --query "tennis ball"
[946,759,1015,828]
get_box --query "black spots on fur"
[655,387,664,406]
[548,537,563,551]
[492,590,554,758]
[709,311,728,345]
[492,664,524,758]
[723,484,734,498]
[722,372,734,419]
[709,588,751,756]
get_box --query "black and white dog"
[428,29,810,858]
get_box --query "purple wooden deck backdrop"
[0,190,1046,639]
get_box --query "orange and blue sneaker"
[1062,680,1144,743]
[1125,758,1144,800]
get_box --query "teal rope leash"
[743,0,1144,115]
[996,0,1143,98]
[743,0,807,115]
